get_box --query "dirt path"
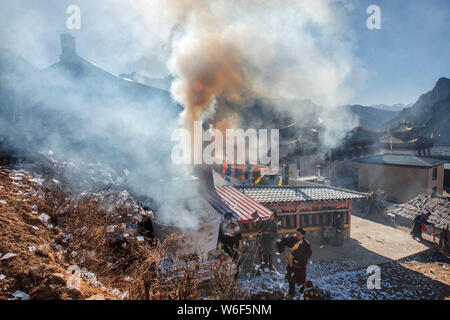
[309,215,431,270]
[241,215,449,300]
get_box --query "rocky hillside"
[0,41,182,181]
[385,77,450,145]
[370,103,410,112]
[0,160,241,300]
[336,105,399,131]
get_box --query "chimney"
[60,33,77,61]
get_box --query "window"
[432,187,437,195]
[432,167,437,180]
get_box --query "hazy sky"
[0,0,448,106]
[349,0,450,106]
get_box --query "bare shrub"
[207,262,244,300]
[35,183,243,300]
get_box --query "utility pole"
[328,149,332,185]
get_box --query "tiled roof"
[206,185,273,222]
[344,126,388,142]
[236,186,366,203]
[355,154,445,168]
[388,193,450,230]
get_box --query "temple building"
[278,121,321,179]
[380,121,433,156]
[208,183,367,242]
[356,154,445,202]
[211,120,437,190]
[277,121,435,176]
[327,127,388,161]
[328,121,434,161]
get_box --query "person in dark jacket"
[219,212,243,278]
[332,213,345,246]
[411,211,433,240]
[277,227,312,300]
[253,212,278,270]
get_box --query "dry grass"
[0,167,112,300]
[42,189,199,299]
[207,262,243,300]
[1,164,245,300]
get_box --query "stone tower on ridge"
[60,33,77,61]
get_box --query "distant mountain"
[119,72,174,91]
[1,35,180,115]
[335,105,399,131]
[385,77,450,146]
[369,103,410,112]
[0,34,181,162]
[41,35,177,110]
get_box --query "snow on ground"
[0,162,150,300]
[240,253,450,300]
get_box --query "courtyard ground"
[310,215,431,268]
[240,213,450,300]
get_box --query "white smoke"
[0,0,367,229]
[129,0,366,148]
[130,0,365,105]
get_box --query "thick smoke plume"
[0,0,365,229]
[169,33,250,130]
[130,0,365,149]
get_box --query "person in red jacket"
[277,227,312,300]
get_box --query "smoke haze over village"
[0,0,449,303]
[1,1,450,222]
[1,0,448,106]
